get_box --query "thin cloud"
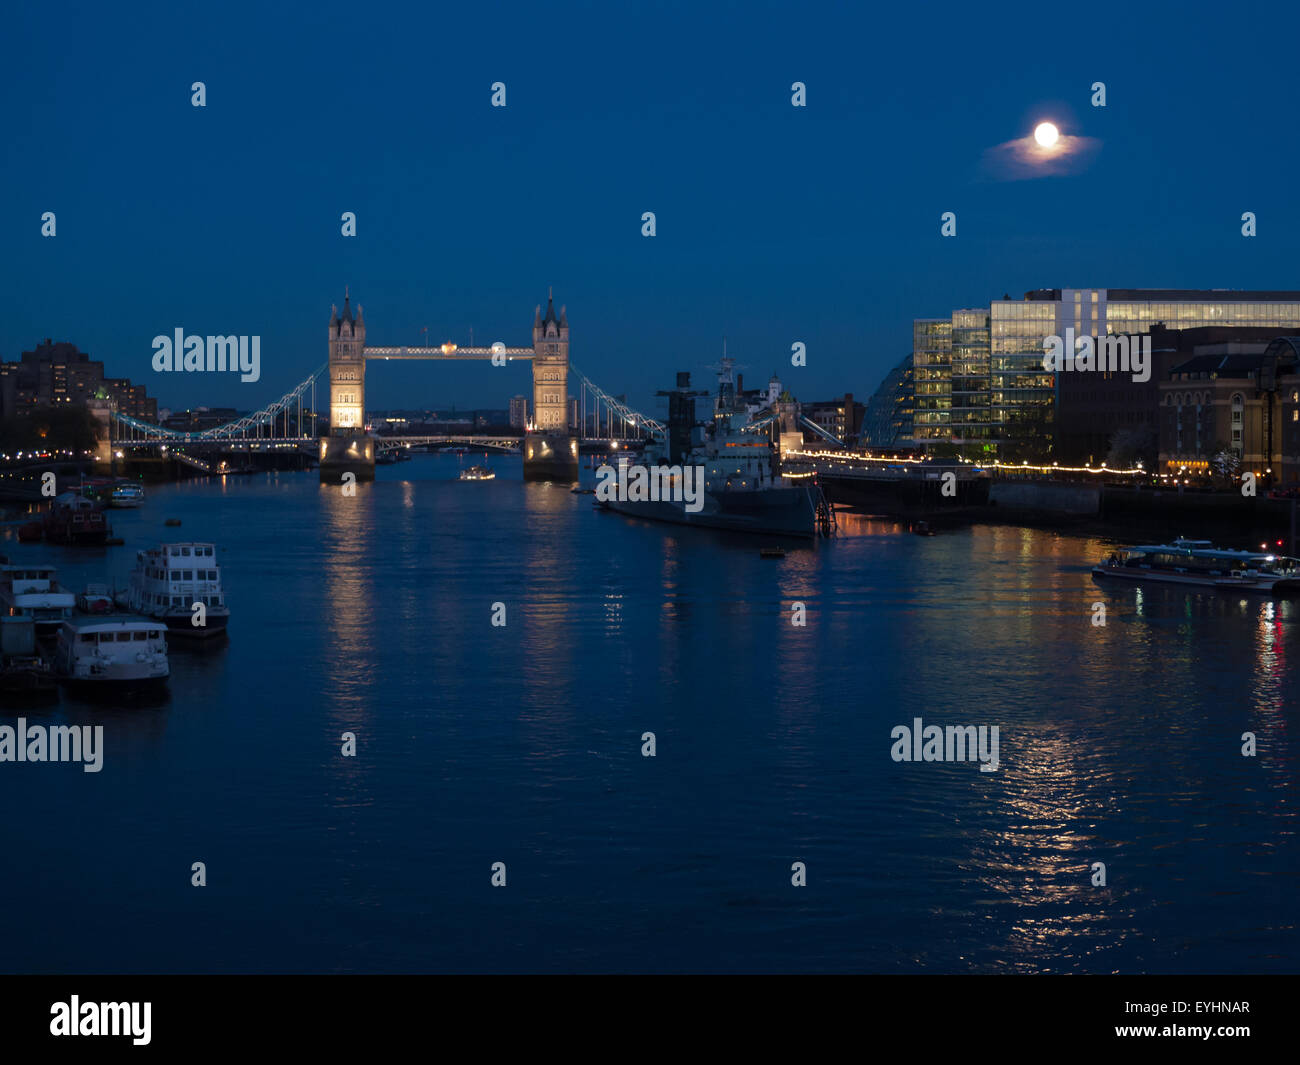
[979,133,1101,181]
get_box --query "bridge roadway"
[363,347,534,360]
[110,435,646,456]
[375,436,649,454]
[376,436,521,453]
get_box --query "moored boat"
[599,359,820,539]
[108,481,146,508]
[77,583,115,615]
[116,542,231,637]
[0,563,77,635]
[43,491,110,545]
[53,616,169,691]
[460,465,495,481]
[0,616,57,699]
[1092,538,1300,595]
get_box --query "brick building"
[1158,336,1300,485]
[1055,325,1284,466]
[803,393,865,444]
[0,339,157,421]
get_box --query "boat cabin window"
[170,571,180,581]
[115,632,132,642]
[182,570,194,581]
[180,547,191,556]
[148,631,160,639]
[78,633,95,643]
[132,631,147,641]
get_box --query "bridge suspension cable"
[569,364,664,439]
[112,365,325,442]
[798,414,843,447]
[108,357,664,448]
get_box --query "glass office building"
[920,289,1300,458]
[951,309,992,453]
[911,319,951,442]
[862,354,914,448]
[1102,291,1300,334]
[990,296,1059,458]
[910,311,991,452]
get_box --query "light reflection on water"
[0,457,1295,973]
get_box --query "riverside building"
[0,340,156,421]
[890,289,1300,460]
[1157,335,1300,485]
[862,356,914,449]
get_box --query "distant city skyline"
[6,2,1300,414]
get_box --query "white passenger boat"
[1092,538,1300,594]
[0,563,77,635]
[460,465,495,480]
[117,542,230,637]
[54,616,169,690]
[109,481,146,508]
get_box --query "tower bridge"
[322,288,659,483]
[107,290,664,480]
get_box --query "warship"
[598,359,826,539]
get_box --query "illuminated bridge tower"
[524,289,579,481]
[319,289,375,483]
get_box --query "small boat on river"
[109,481,146,508]
[1092,538,1300,595]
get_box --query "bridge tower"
[320,289,375,483]
[524,289,579,481]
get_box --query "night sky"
[5,1,1298,414]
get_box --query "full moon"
[1034,122,1059,147]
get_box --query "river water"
[1,454,1295,973]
